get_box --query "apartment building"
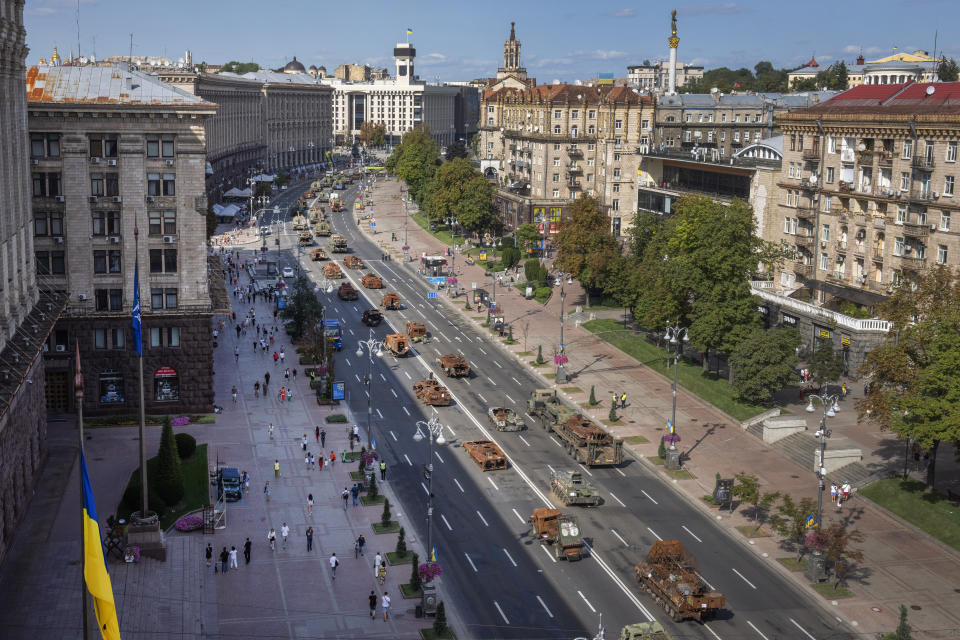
[627,60,703,92]
[479,84,654,238]
[27,63,220,415]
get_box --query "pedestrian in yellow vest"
[274,459,280,477]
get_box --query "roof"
[786,82,960,116]
[483,83,651,105]
[865,60,938,72]
[240,70,327,86]
[283,57,306,73]
[26,64,213,107]
[805,55,819,68]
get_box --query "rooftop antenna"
[75,0,81,61]
[128,33,134,65]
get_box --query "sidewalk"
[368,178,960,637]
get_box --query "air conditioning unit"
[934,191,940,199]
[145,195,155,203]
[163,235,176,244]
[89,195,98,203]
[55,236,63,244]
[113,196,122,203]
[165,159,175,167]
[55,195,65,202]
[930,224,938,231]
[31,159,39,165]
[110,236,120,244]
[107,159,118,166]
[78,293,87,301]
[90,157,101,164]
[55,344,66,352]
[820,240,827,248]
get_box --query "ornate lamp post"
[413,417,446,563]
[355,329,385,450]
[555,272,570,383]
[804,392,837,583]
[663,322,689,469]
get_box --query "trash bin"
[415,605,424,618]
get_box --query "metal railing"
[750,284,891,332]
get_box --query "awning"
[223,187,253,198]
[154,366,178,378]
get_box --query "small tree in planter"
[589,385,597,406]
[433,601,448,635]
[395,527,407,558]
[536,345,545,364]
[608,404,618,422]
[381,498,391,527]
[658,435,667,460]
[367,473,378,499]
[408,552,421,592]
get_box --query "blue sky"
[24,0,960,83]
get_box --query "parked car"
[282,266,295,278]
[218,467,242,502]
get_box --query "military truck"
[291,215,308,230]
[635,540,725,622]
[330,234,348,253]
[463,440,508,471]
[322,262,342,279]
[528,389,623,467]
[549,470,600,506]
[310,247,328,261]
[362,273,383,289]
[381,292,402,310]
[413,376,451,406]
[337,282,359,301]
[361,309,383,327]
[529,508,584,561]
[437,353,470,378]
[344,255,364,269]
[314,220,332,236]
[618,622,672,640]
[298,231,313,245]
[384,333,409,357]
[487,406,524,432]
[406,321,428,342]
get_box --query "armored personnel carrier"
[406,321,427,342]
[362,273,383,289]
[384,334,409,357]
[529,508,584,561]
[413,376,451,406]
[463,440,508,471]
[549,470,600,506]
[381,292,402,310]
[344,255,364,269]
[528,389,623,467]
[330,234,348,253]
[322,262,342,279]
[487,406,523,432]
[291,215,308,230]
[314,220,332,236]
[310,248,328,261]
[437,353,470,378]
[337,282,359,301]
[635,540,725,622]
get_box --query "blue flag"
[132,262,142,357]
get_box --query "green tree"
[370,123,387,147]
[731,472,780,530]
[395,527,407,557]
[608,404,618,422]
[381,498,392,526]
[219,61,260,74]
[729,327,800,404]
[857,265,960,487]
[554,196,620,295]
[808,342,845,392]
[155,417,184,505]
[367,471,378,499]
[388,127,441,206]
[433,601,448,635]
[515,223,540,256]
[445,140,469,160]
[822,522,864,587]
[937,57,959,82]
[893,603,913,640]
[281,274,324,341]
[409,552,422,591]
[425,158,499,236]
[536,344,544,364]
[768,494,817,559]
[589,385,597,406]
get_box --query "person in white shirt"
[228,546,238,569]
[373,552,382,578]
[329,553,339,579]
[381,592,391,621]
[280,523,290,549]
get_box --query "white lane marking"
[615,468,627,477]
[464,553,478,573]
[390,431,397,441]
[476,510,489,527]
[345,357,352,367]
[546,464,557,474]
[453,478,465,493]
[549,436,562,448]
[577,464,594,477]
[487,477,499,491]
[518,435,531,447]
[348,328,355,336]
[647,527,662,541]
[434,451,444,464]
[494,360,503,368]
[379,373,386,382]
[641,490,658,505]
[511,508,525,524]
[540,545,557,564]
[454,336,462,342]
[609,492,626,507]
[441,514,453,531]
[581,540,656,619]
[364,389,369,398]
[525,412,535,421]
[790,618,818,640]
[355,374,361,383]
[391,388,398,398]
[697,572,717,592]
[402,407,410,416]
[376,408,383,419]
[463,378,472,386]
[505,393,516,404]
[503,548,518,567]
[446,424,457,438]
[682,525,703,543]
[578,590,596,613]
[536,596,553,618]
[747,621,770,640]
[477,393,488,403]
[512,377,521,385]
[493,601,509,625]
[610,529,629,547]
[403,454,412,466]
[438,331,450,341]
[398,311,407,320]
[479,347,488,355]
[704,624,723,640]
[733,568,757,590]
[486,376,496,385]
[403,370,411,380]
[421,482,429,495]
[434,348,442,356]
[417,309,426,318]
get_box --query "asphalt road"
[262,177,853,640]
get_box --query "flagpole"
[75,340,90,640]
[135,226,148,518]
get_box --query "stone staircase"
[746,424,877,488]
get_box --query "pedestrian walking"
[351,483,360,506]
[268,423,274,440]
[357,534,366,556]
[292,368,297,381]
[621,393,627,409]
[280,522,289,549]
[341,487,350,510]
[315,426,320,443]
[369,591,377,619]
[264,371,270,387]
[267,528,277,551]
[243,470,250,491]
[279,348,285,364]
[830,482,838,507]
[273,351,279,365]
[220,547,229,573]
[285,368,290,383]
[378,562,387,585]
[381,592,391,621]
[320,428,326,448]
[379,461,387,480]
[352,424,360,443]
[612,393,618,408]
[304,452,311,470]
[310,454,316,471]
[254,380,260,397]
[231,386,238,403]
[229,546,238,569]
[243,538,251,564]
[329,553,339,579]
[306,526,314,552]
[302,434,308,451]
[274,459,280,478]
[234,346,240,363]
[205,543,213,568]
[841,481,851,508]
[330,451,336,466]
[373,552,382,578]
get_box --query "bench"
[947,489,960,507]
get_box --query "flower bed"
[174,514,204,532]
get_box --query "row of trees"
[681,61,792,94]
[386,128,500,237]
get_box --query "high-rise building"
[27,63,222,414]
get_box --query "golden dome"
[51,46,61,64]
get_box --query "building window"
[111,328,124,349]
[945,175,955,196]
[941,211,951,230]
[52,250,65,274]
[89,134,118,158]
[827,136,836,154]
[30,132,60,157]
[151,288,163,309]
[94,329,107,349]
[571,110,579,119]
[613,184,619,193]
[552,173,559,182]
[36,251,50,275]
[553,125,561,134]
[902,139,912,159]
[99,372,125,404]
[106,173,119,197]
[720,113,727,123]
[94,250,107,274]
[162,173,176,196]
[149,248,177,273]
[894,237,904,256]
[826,167,835,183]
[685,113,692,123]
[91,174,104,196]
[819,252,828,270]
[95,288,123,311]
[150,327,162,348]
[900,172,910,191]
[948,141,958,163]
[822,224,831,242]
[613,168,621,178]
[938,244,948,264]
[487,106,494,113]
[588,110,596,119]
[154,367,179,401]
[552,189,559,198]
[553,158,561,167]
[641,119,650,130]
[34,214,48,236]
[612,199,620,211]
[148,173,161,196]
[553,110,561,119]
[897,205,906,224]
[823,195,832,212]
[165,288,178,309]
[733,132,740,143]
[615,119,623,129]
[167,327,180,348]
[147,134,175,158]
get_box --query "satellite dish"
[809,175,818,184]
[926,85,936,96]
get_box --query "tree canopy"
[424,158,499,235]
[445,140,469,160]
[357,122,387,147]
[553,196,620,292]
[219,61,259,74]
[281,274,324,341]
[386,127,441,207]
[938,58,960,82]
[729,327,800,404]
[792,62,849,91]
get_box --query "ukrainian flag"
[430,545,437,562]
[406,28,413,35]
[81,453,122,640]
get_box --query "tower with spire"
[492,22,534,90]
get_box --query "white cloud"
[611,8,636,17]
[843,45,885,55]
[25,6,57,15]
[591,50,628,60]
[422,53,447,63]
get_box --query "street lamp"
[805,392,838,529]
[555,272,569,383]
[664,323,689,468]
[355,329,385,450]
[413,416,446,565]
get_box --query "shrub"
[174,433,196,459]
[608,405,618,422]
[395,527,407,557]
[536,345,545,365]
[534,286,552,301]
[381,498,392,526]
[433,601,447,635]
[326,413,348,423]
[658,435,667,459]
[589,385,597,406]
[409,552,421,591]
[174,514,203,532]
[155,417,184,505]
[367,472,379,499]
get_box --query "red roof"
[805,56,819,68]
[798,82,960,115]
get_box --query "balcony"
[897,255,927,271]
[567,146,583,157]
[802,147,820,160]
[854,214,868,228]
[826,271,847,283]
[909,188,936,203]
[872,249,884,263]
[856,150,873,165]
[837,180,854,194]
[567,180,581,189]
[876,150,893,166]
[868,279,888,292]
[749,283,891,332]
[566,165,583,176]
[901,221,930,238]
[794,234,815,248]
[840,149,855,163]
[912,155,935,170]
[836,241,848,252]
[793,262,814,278]
[852,244,866,258]
[796,206,817,221]
[873,217,887,230]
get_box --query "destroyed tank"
[337,282,358,301]
[298,231,313,245]
[330,234,348,253]
[635,540,725,622]
[529,508,584,560]
[344,255,364,269]
[437,353,470,378]
[291,215,308,230]
[384,334,409,356]
[487,406,524,432]
[362,274,383,289]
[413,377,451,406]
[381,292,402,310]
[549,470,600,506]
[314,220,332,236]
[322,262,342,279]
[406,321,428,342]
[463,440,508,471]
[310,247,328,261]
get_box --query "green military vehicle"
[291,214,308,231]
[550,470,600,506]
[314,220,332,236]
[619,621,672,640]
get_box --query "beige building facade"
[480,84,653,237]
[627,60,703,92]
[27,63,220,415]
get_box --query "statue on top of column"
[671,9,677,36]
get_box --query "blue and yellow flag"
[430,545,437,562]
[131,261,142,357]
[406,28,413,35]
[81,453,122,640]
